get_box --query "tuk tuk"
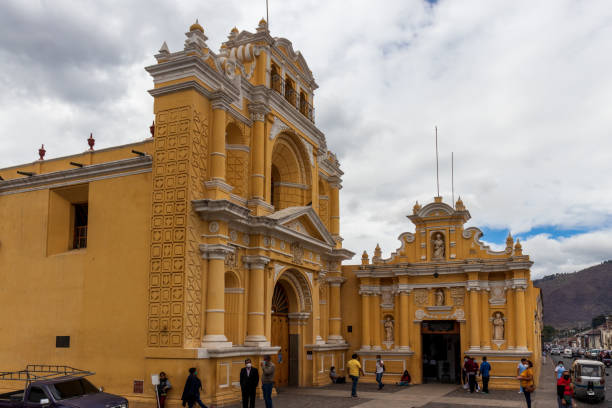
[571,359,607,402]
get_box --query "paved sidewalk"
[221,360,568,408]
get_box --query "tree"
[542,325,556,342]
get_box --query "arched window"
[225,122,248,198]
[270,133,311,211]
[271,64,282,93]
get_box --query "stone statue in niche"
[384,316,394,342]
[432,232,445,260]
[434,289,445,306]
[492,311,505,340]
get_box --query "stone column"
[210,95,230,182]
[329,177,341,241]
[243,255,270,346]
[515,286,528,350]
[360,290,371,349]
[399,288,411,350]
[201,244,233,348]
[469,288,481,351]
[248,104,268,202]
[371,286,382,350]
[481,289,491,349]
[327,277,345,343]
[506,287,516,349]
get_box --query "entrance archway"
[271,283,290,386]
[271,268,312,387]
[421,320,461,384]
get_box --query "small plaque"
[133,380,144,394]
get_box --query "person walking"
[516,359,535,408]
[517,358,528,393]
[465,356,479,393]
[240,358,259,408]
[157,372,172,408]
[554,361,565,382]
[375,355,385,390]
[181,367,207,408]
[461,356,468,390]
[347,354,365,398]
[556,369,571,408]
[479,356,491,394]
[260,355,275,408]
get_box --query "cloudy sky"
[1,0,611,278]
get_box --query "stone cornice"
[0,156,152,195]
[242,255,271,269]
[148,81,251,126]
[199,243,235,260]
[356,260,534,276]
[146,54,239,99]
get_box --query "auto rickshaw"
[571,359,607,402]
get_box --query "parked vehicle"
[0,365,127,408]
[571,347,580,357]
[587,349,601,359]
[578,348,586,357]
[551,347,561,355]
[603,352,612,367]
[563,348,573,358]
[571,359,608,402]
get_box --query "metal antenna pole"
[452,151,455,208]
[266,0,269,33]
[435,126,440,197]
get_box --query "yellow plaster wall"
[0,171,152,397]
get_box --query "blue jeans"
[262,383,273,408]
[376,372,383,389]
[350,375,358,396]
[186,398,207,408]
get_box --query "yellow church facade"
[341,197,543,389]
[0,20,541,406]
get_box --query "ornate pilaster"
[514,284,528,351]
[327,276,346,344]
[243,255,271,346]
[397,286,411,351]
[248,103,269,205]
[480,289,491,350]
[468,287,481,351]
[200,244,234,348]
[359,286,371,349]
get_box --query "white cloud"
[1,0,611,277]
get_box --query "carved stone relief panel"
[380,286,394,309]
[489,285,506,305]
[414,288,429,306]
[450,287,465,306]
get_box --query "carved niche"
[431,232,445,260]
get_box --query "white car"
[551,347,561,355]
[563,348,573,358]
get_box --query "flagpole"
[452,151,455,208]
[435,126,440,197]
[266,0,269,33]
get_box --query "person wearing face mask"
[556,370,575,408]
[240,358,259,408]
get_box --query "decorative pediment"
[266,206,335,246]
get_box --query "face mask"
[246,363,252,368]
[563,375,569,379]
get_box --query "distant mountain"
[533,261,612,329]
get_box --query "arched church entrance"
[271,283,290,386]
[271,268,312,387]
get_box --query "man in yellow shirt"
[346,354,365,397]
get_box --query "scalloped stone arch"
[275,267,312,313]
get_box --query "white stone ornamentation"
[209,222,219,233]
